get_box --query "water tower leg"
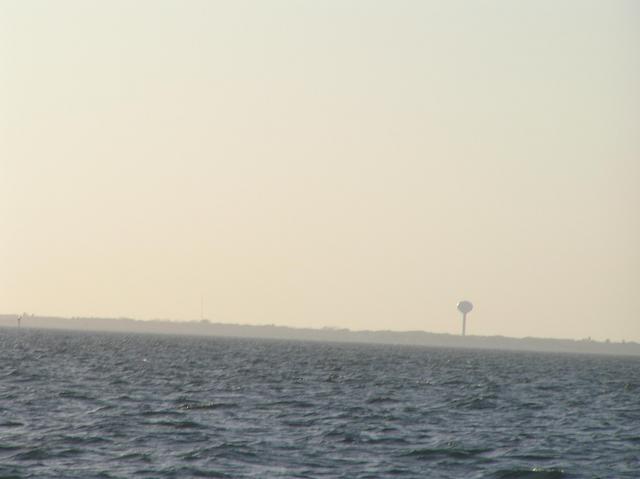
[462,313,466,336]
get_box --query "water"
[1,329,638,478]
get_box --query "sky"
[1,0,638,341]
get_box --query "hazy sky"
[1,1,638,341]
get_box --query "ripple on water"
[12,447,52,461]
[146,419,206,429]
[0,330,638,478]
[0,421,24,428]
[491,468,568,479]
[178,401,238,410]
[402,445,494,460]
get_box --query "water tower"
[457,300,473,336]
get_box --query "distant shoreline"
[1,314,639,357]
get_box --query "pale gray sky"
[1,1,638,341]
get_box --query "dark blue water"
[1,329,638,478]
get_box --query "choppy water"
[1,329,639,478]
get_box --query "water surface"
[1,329,638,478]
